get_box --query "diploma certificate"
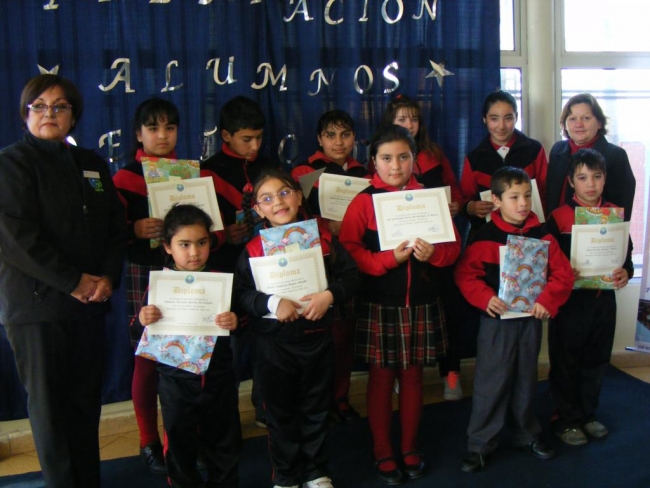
[318,173,371,221]
[372,188,455,251]
[148,177,224,231]
[147,270,233,335]
[571,222,630,277]
[249,247,328,317]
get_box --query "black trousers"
[548,290,616,431]
[5,315,106,488]
[467,316,543,454]
[437,265,461,375]
[256,333,334,487]
[158,344,242,488]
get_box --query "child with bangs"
[383,94,465,401]
[235,169,360,488]
[113,97,183,475]
[339,125,461,485]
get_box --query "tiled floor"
[2,357,649,477]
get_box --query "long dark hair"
[481,90,518,120]
[131,97,180,160]
[162,204,213,267]
[381,95,443,160]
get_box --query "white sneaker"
[273,485,299,488]
[303,476,334,488]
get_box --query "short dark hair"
[568,148,607,181]
[220,96,265,134]
[317,110,355,135]
[559,93,608,139]
[491,166,531,199]
[162,204,213,246]
[481,90,518,119]
[20,74,84,133]
[369,124,417,160]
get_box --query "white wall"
[514,0,642,357]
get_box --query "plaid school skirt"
[127,261,163,346]
[355,299,448,370]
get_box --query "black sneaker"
[140,441,167,475]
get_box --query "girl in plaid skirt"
[339,125,461,485]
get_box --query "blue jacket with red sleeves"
[339,174,461,308]
[454,209,573,318]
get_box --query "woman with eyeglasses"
[0,74,125,488]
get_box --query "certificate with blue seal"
[372,187,455,251]
[318,173,371,221]
[145,270,233,335]
[249,247,328,318]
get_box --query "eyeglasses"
[27,103,72,114]
[256,189,297,206]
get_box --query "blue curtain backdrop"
[0,0,500,420]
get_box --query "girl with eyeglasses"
[235,169,360,488]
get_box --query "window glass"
[500,68,522,130]
[500,0,515,51]
[561,68,650,267]
[564,0,650,52]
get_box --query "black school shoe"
[402,451,426,479]
[140,441,167,475]
[332,398,361,424]
[518,438,556,460]
[460,452,488,473]
[375,457,404,485]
